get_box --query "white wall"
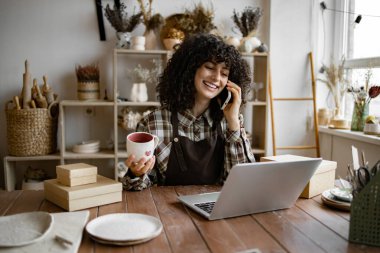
[269,0,323,157]
[0,0,268,188]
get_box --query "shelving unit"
[3,49,269,191]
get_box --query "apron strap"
[171,112,189,172]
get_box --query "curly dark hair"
[157,33,251,123]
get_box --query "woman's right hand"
[125,155,156,177]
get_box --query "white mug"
[126,132,159,161]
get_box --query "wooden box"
[260,155,337,198]
[56,163,97,187]
[44,175,122,211]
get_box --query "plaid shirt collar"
[180,109,214,128]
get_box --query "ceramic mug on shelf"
[126,132,159,161]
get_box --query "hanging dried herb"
[232,7,263,37]
[104,3,142,33]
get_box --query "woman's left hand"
[222,80,241,131]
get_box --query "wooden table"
[0,186,378,253]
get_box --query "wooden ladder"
[268,52,320,157]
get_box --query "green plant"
[232,6,263,37]
[104,3,142,33]
[75,64,100,82]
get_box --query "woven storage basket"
[77,81,100,100]
[5,101,59,156]
[349,172,380,247]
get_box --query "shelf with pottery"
[59,100,115,162]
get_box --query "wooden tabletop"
[0,186,378,253]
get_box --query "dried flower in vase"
[75,64,100,82]
[104,3,142,33]
[183,2,216,34]
[317,56,348,117]
[128,59,162,84]
[136,0,164,32]
[232,6,263,37]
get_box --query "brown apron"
[163,113,225,185]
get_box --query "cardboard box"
[44,175,122,211]
[56,163,97,186]
[260,155,337,198]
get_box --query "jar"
[318,108,331,126]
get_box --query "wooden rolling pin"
[13,96,21,110]
[42,75,55,105]
[21,60,32,109]
[33,79,48,108]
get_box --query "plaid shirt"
[121,107,255,190]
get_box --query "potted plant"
[104,3,142,48]
[75,63,100,100]
[232,6,263,52]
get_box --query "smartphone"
[219,87,232,110]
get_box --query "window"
[342,0,380,118]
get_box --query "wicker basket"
[349,172,380,247]
[77,81,100,100]
[5,101,59,156]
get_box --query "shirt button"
[174,137,179,142]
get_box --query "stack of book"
[44,163,122,211]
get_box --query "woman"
[122,33,255,191]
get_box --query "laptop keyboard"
[195,202,215,214]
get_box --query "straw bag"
[5,101,59,156]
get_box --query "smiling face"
[194,61,230,103]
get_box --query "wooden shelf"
[4,50,269,191]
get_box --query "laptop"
[178,158,322,220]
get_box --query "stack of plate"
[72,140,100,153]
[321,188,352,211]
[85,213,163,246]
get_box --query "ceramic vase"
[144,30,161,50]
[130,83,139,102]
[137,83,148,102]
[131,36,146,51]
[116,32,131,49]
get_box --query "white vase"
[225,36,240,48]
[116,32,131,49]
[137,83,148,102]
[131,36,146,50]
[130,83,139,102]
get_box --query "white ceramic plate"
[86,213,163,242]
[0,212,54,247]
[330,188,353,202]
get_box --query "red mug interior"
[128,133,153,143]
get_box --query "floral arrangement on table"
[104,3,142,33]
[232,6,263,38]
[347,68,380,131]
[317,57,348,119]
